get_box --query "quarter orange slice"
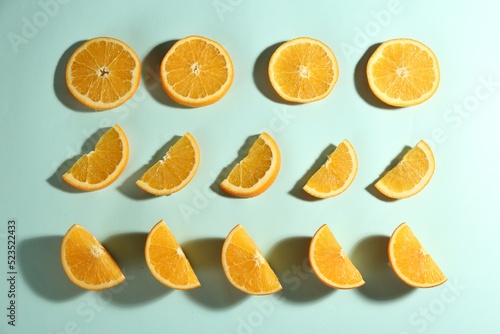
[388,223,447,288]
[375,140,435,199]
[220,133,281,198]
[309,224,364,289]
[366,38,440,107]
[160,35,234,107]
[268,37,339,103]
[221,224,282,295]
[66,37,141,110]
[136,132,200,196]
[61,224,125,290]
[62,125,129,191]
[303,139,358,198]
[145,220,200,290]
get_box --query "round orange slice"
[309,224,365,289]
[388,223,447,288]
[221,224,282,295]
[145,220,200,290]
[66,37,141,110]
[375,140,435,199]
[303,139,358,198]
[61,224,125,290]
[366,38,440,107]
[220,132,281,198]
[268,37,339,103]
[62,125,129,191]
[160,35,234,107]
[136,132,200,196]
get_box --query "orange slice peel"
[62,125,129,191]
[309,224,365,289]
[145,220,200,290]
[221,224,282,295]
[66,37,141,110]
[388,223,447,288]
[303,139,358,198]
[60,224,125,290]
[160,35,234,107]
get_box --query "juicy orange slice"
[66,37,141,110]
[309,224,364,289]
[136,132,200,196]
[62,125,129,191]
[303,139,358,198]
[375,140,435,199]
[160,35,234,107]
[221,224,282,295]
[145,220,200,290]
[268,37,339,103]
[366,38,440,107]
[61,224,125,290]
[388,223,447,288]
[220,133,281,198]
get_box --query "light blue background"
[1,0,499,333]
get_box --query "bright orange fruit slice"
[160,35,234,107]
[309,224,364,289]
[375,140,435,199]
[303,139,358,198]
[66,37,141,110]
[388,223,447,288]
[136,132,200,196]
[61,224,125,290]
[220,133,281,198]
[145,220,200,290]
[221,224,282,295]
[268,37,339,103]
[62,125,129,191]
[366,38,440,107]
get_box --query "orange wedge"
[268,37,339,103]
[160,35,234,107]
[303,139,358,198]
[388,223,447,288]
[136,132,200,196]
[309,224,364,289]
[144,220,200,290]
[220,133,281,198]
[375,140,435,199]
[366,38,440,107]
[222,224,282,295]
[62,125,129,191]
[61,224,125,290]
[66,37,141,110]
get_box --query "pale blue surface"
[1,0,499,333]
